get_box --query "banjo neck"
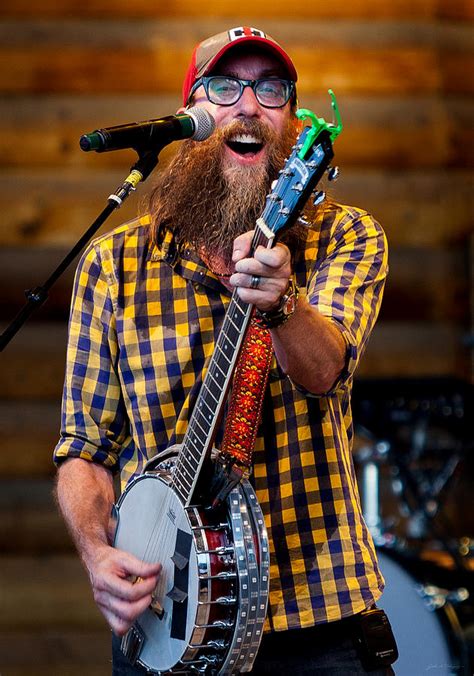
[170,225,275,507]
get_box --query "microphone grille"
[187,107,216,141]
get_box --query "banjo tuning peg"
[313,190,326,206]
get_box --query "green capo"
[296,89,343,160]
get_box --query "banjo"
[114,98,342,675]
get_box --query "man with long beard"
[54,27,394,675]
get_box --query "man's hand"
[230,230,292,312]
[55,459,162,637]
[87,544,162,636]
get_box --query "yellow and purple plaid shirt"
[54,201,388,631]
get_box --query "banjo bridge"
[149,596,165,620]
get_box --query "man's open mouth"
[226,133,264,156]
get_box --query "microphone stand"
[0,149,159,352]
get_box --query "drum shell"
[377,548,470,675]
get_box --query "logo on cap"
[228,27,266,42]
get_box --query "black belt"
[260,610,367,652]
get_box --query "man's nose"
[234,84,261,117]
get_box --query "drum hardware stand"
[0,149,160,352]
[389,436,469,571]
[356,437,393,546]
[355,413,471,571]
[418,583,469,612]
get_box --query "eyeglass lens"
[207,77,291,107]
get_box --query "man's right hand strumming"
[55,458,161,635]
[85,544,162,636]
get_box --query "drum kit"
[352,377,474,676]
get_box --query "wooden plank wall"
[0,4,473,674]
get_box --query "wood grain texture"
[0,400,60,475]
[1,19,471,49]
[357,321,469,377]
[0,555,107,629]
[0,0,472,19]
[382,246,469,323]
[0,630,110,676]
[0,247,76,320]
[0,45,468,96]
[0,479,73,553]
[0,323,67,399]
[0,20,472,95]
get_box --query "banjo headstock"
[256,90,343,245]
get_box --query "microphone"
[79,107,215,153]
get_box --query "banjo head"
[115,473,202,671]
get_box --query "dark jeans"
[112,618,395,675]
[250,622,394,675]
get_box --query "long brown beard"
[145,115,307,269]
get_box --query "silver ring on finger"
[250,275,261,289]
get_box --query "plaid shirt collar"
[150,228,230,294]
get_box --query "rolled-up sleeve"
[53,241,128,471]
[307,208,388,391]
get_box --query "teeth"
[229,134,261,144]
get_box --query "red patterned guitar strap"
[210,315,273,508]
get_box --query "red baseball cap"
[182,26,298,106]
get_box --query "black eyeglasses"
[188,76,295,109]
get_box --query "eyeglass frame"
[187,75,296,109]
